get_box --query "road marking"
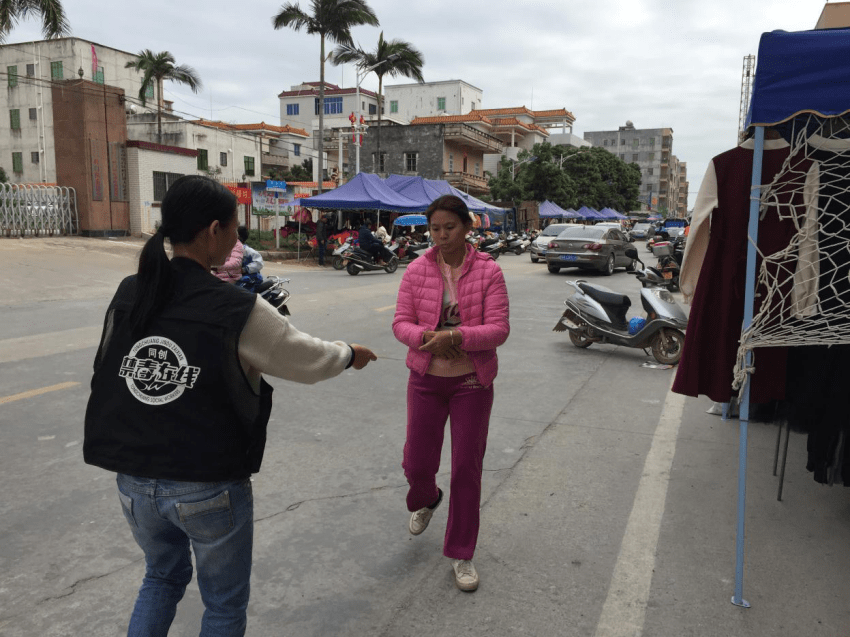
[0,325,102,364]
[374,304,396,313]
[0,381,80,406]
[593,385,686,637]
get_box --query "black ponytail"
[128,176,237,335]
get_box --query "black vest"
[84,258,273,481]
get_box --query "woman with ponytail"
[84,175,376,636]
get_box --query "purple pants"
[403,371,494,560]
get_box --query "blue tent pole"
[732,125,765,609]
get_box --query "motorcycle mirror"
[625,247,639,260]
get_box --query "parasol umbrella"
[393,214,428,226]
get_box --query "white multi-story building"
[384,79,482,124]
[126,116,263,183]
[0,37,160,184]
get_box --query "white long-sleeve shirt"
[238,296,352,391]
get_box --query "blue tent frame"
[733,27,850,609]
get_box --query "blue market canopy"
[539,200,579,219]
[576,206,603,220]
[300,172,425,212]
[599,207,628,219]
[422,179,507,215]
[746,28,850,127]
[393,214,428,226]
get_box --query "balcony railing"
[443,123,504,153]
[261,153,289,168]
[443,170,489,194]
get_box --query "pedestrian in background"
[211,233,243,283]
[84,175,377,636]
[316,213,328,266]
[392,194,510,592]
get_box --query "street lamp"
[511,155,537,181]
[355,53,400,174]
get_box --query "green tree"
[0,166,8,182]
[272,0,379,191]
[125,50,202,145]
[553,144,641,211]
[486,157,526,203]
[0,0,69,42]
[332,31,424,174]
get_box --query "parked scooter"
[552,247,687,364]
[650,238,684,292]
[236,276,292,316]
[344,246,399,275]
[502,232,528,255]
[470,234,503,260]
[332,237,357,270]
[395,236,429,265]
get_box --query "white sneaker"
[408,489,443,535]
[451,559,479,591]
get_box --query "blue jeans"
[116,474,254,637]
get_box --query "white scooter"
[553,247,687,364]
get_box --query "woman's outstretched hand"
[350,344,378,369]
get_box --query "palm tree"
[272,0,379,193]
[0,0,70,42]
[125,50,202,145]
[333,32,424,175]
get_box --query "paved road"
[2,237,850,636]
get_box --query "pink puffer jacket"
[392,243,510,387]
[212,241,244,283]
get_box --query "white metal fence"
[0,184,79,237]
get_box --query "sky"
[6,0,833,209]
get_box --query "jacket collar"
[425,242,483,275]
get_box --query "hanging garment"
[673,138,798,404]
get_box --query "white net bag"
[734,115,850,391]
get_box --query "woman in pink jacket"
[392,194,510,592]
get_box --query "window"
[50,61,63,80]
[10,109,20,130]
[647,167,654,175]
[619,154,625,160]
[153,171,184,201]
[405,152,418,172]
[220,152,227,166]
[293,144,301,156]
[611,139,616,146]
[649,137,655,147]
[632,153,639,161]
[93,66,104,84]
[390,100,398,113]
[448,153,453,172]
[314,96,343,115]
[29,107,37,120]
[647,152,655,161]
[633,138,639,148]
[474,162,480,176]
[437,96,446,111]
[244,156,255,176]
[368,103,377,115]
[12,152,23,173]
[26,63,34,77]
[197,148,208,170]
[7,66,17,87]
[373,153,386,172]
[603,139,608,146]
[31,151,39,164]
[145,83,154,100]
[286,103,299,116]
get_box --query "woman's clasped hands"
[419,330,464,359]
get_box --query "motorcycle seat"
[578,282,631,309]
[255,280,275,293]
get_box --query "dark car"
[544,225,636,276]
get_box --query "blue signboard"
[266,179,287,192]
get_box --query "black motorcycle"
[395,236,429,266]
[345,247,399,275]
[236,275,291,316]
